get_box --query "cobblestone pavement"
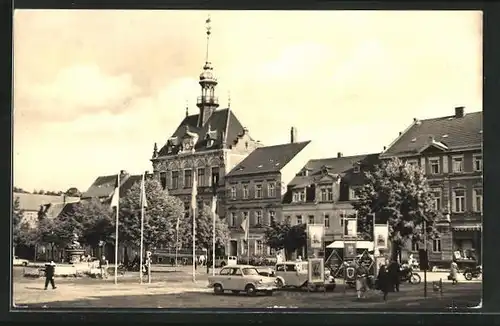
[14,275,481,310]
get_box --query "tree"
[351,158,440,260]
[119,178,184,250]
[13,187,29,193]
[65,187,82,197]
[178,204,230,255]
[264,221,307,260]
[12,196,23,247]
[66,199,114,248]
[36,217,66,261]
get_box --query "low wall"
[23,262,94,278]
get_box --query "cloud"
[14,64,141,123]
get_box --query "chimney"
[399,132,402,136]
[455,106,465,118]
[63,194,66,205]
[337,152,343,158]
[383,146,387,151]
[290,127,298,143]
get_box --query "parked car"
[207,265,278,296]
[274,261,335,291]
[13,256,29,266]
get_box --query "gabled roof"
[157,108,250,156]
[288,153,380,187]
[381,111,482,157]
[226,141,311,177]
[82,174,141,199]
[14,193,80,212]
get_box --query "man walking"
[99,255,109,279]
[388,259,401,292]
[44,261,57,290]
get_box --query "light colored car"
[208,264,277,296]
[275,261,335,291]
[13,256,29,266]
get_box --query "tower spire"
[228,90,231,108]
[185,100,189,117]
[205,15,212,64]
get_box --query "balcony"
[197,96,219,106]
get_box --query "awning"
[452,224,482,231]
[326,240,374,249]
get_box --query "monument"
[66,233,85,264]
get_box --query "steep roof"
[14,193,80,212]
[288,153,381,187]
[226,141,311,177]
[381,111,482,157]
[157,108,249,156]
[82,174,141,199]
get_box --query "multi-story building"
[150,18,260,223]
[224,128,313,258]
[380,106,482,265]
[282,152,380,258]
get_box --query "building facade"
[282,152,381,258]
[380,106,482,265]
[150,18,260,241]
[224,130,313,258]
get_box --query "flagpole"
[114,172,120,285]
[175,217,179,271]
[247,218,250,263]
[139,173,145,284]
[212,176,217,276]
[192,205,196,282]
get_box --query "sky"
[13,10,482,193]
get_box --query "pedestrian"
[170,257,175,267]
[388,259,401,292]
[355,263,368,300]
[449,259,459,285]
[377,261,390,301]
[296,255,302,262]
[99,255,109,279]
[44,261,57,290]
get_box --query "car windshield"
[242,268,259,276]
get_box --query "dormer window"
[292,189,306,203]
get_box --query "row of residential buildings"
[14,18,482,267]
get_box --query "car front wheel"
[22,262,28,266]
[245,284,256,296]
[213,284,224,295]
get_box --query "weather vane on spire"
[228,90,231,108]
[205,15,212,64]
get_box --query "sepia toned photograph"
[12,9,482,310]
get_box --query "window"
[231,212,237,226]
[452,156,464,173]
[243,185,249,199]
[285,216,291,224]
[296,215,303,225]
[453,189,466,213]
[353,164,360,173]
[308,215,315,224]
[432,239,442,253]
[268,183,276,198]
[473,188,483,213]
[269,211,276,225]
[292,190,305,202]
[232,268,243,276]
[412,242,420,251]
[211,167,220,186]
[324,214,330,228]
[406,159,418,167]
[255,211,262,226]
[256,240,263,255]
[349,188,359,200]
[197,168,205,187]
[429,158,440,174]
[320,187,333,201]
[243,211,249,224]
[159,172,167,190]
[474,155,482,172]
[285,264,297,272]
[172,171,179,189]
[230,187,236,200]
[219,268,231,275]
[431,188,442,211]
[184,169,192,188]
[255,184,263,198]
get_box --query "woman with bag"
[449,260,458,285]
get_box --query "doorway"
[229,240,237,256]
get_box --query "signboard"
[308,258,325,284]
[344,241,357,259]
[308,224,325,249]
[345,263,356,282]
[356,250,374,272]
[374,224,389,249]
[344,218,358,238]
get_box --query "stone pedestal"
[66,249,85,264]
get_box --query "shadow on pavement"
[17,284,481,310]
